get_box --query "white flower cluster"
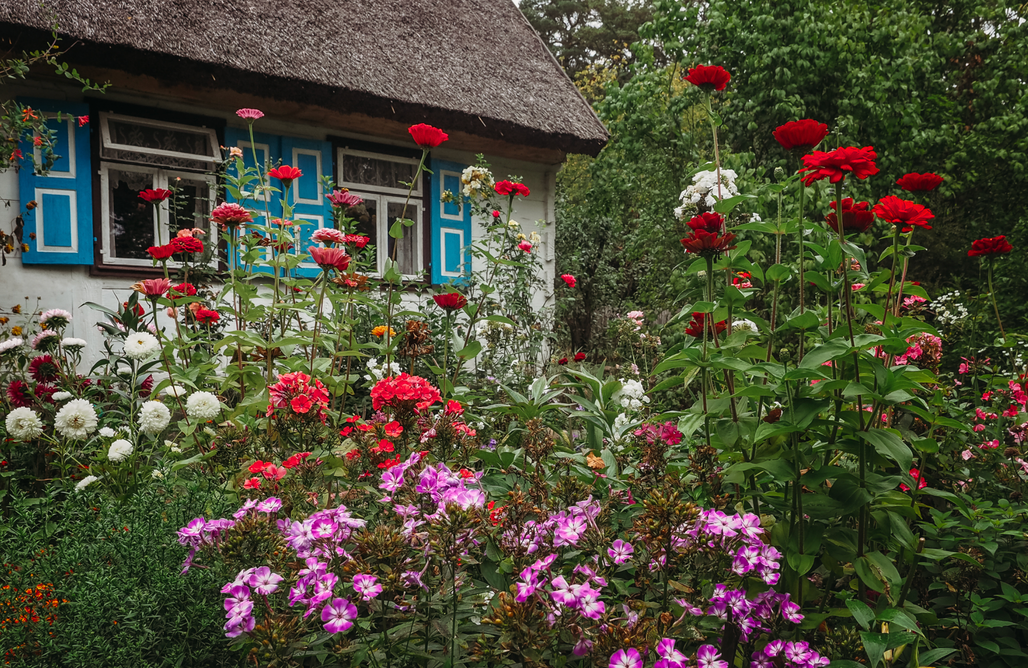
[108,439,134,462]
[364,357,401,382]
[460,166,494,199]
[61,337,87,349]
[124,331,160,360]
[75,475,99,492]
[5,407,44,441]
[475,319,514,348]
[934,291,968,336]
[675,168,739,217]
[186,391,222,420]
[139,401,171,435]
[54,399,99,440]
[612,378,650,412]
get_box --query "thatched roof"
[0,0,608,156]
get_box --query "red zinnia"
[872,195,934,231]
[236,108,264,120]
[896,172,943,192]
[171,283,197,299]
[968,236,1013,257]
[825,198,875,234]
[687,212,725,234]
[268,165,302,188]
[308,246,351,272]
[798,146,879,186]
[684,312,727,338]
[408,123,449,148]
[574,352,586,362]
[195,308,220,325]
[132,278,171,297]
[211,202,253,229]
[557,357,568,366]
[495,180,531,197]
[139,189,173,203]
[433,292,468,311]
[561,274,576,288]
[772,119,829,152]
[683,65,731,92]
[342,234,370,249]
[680,229,737,256]
[170,236,204,254]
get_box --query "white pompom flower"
[123,331,160,360]
[5,407,44,441]
[108,439,134,462]
[54,399,99,440]
[185,391,222,421]
[75,475,99,491]
[52,391,73,401]
[732,319,759,335]
[138,401,172,435]
[99,426,117,438]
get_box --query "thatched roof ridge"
[0,0,608,156]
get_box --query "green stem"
[987,258,1006,341]
[797,180,806,362]
[309,273,329,374]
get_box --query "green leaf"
[456,340,482,360]
[712,193,755,214]
[765,263,792,282]
[845,599,875,630]
[859,631,888,668]
[919,648,957,665]
[389,218,406,238]
[859,429,913,470]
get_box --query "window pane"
[355,198,378,262]
[387,201,419,275]
[342,153,416,192]
[108,168,156,260]
[102,117,215,170]
[168,177,212,234]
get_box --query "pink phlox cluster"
[893,333,942,369]
[177,516,236,574]
[633,421,684,446]
[278,505,366,559]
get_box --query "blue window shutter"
[280,135,333,279]
[428,159,472,285]
[223,127,282,273]
[17,99,93,265]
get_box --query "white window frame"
[99,112,220,165]
[337,147,425,280]
[99,162,216,268]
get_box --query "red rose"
[825,198,875,234]
[433,292,468,311]
[687,212,725,234]
[896,172,943,192]
[408,123,449,148]
[518,240,533,253]
[685,312,727,338]
[561,274,576,288]
[170,236,204,254]
[799,146,879,186]
[968,235,1013,257]
[495,180,531,197]
[195,308,220,325]
[491,210,501,219]
[557,357,568,366]
[871,195,934,231]
[680,229,737,256]
[139,188,173,203]
[308,246,351,272]
[772,119,829,152]
[268,165,302,188]
[574,352,586,362]
[683,64,731,92]
[147,244,175,261]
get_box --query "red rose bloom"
[772,119,830,152]
[433,292,468,311]
[687,212,725,234]
[685,312,727,338]
[170,236,204,254]
[491,210,501,218]
[138,188,173,203]
[147,244,175,261]
[561,274,576,288]
[968,236,1013,257]
[574,352,586,362]
[195,308,220,325]
[680,229,737,256]
[872,195,934,231]
[798,146,879,186]
[825,198,875,234]
[308,246,351,272]
[495,180,531,197]
[683,64,731,92]
[896,172,943,192]
[557,357,568,366]
[408,123,449,148]
[268,165,302,188]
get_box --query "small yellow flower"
[372,325,396,338]
[12,304,22,314]
[11,326,22,336]
[20,243,29,252]
[0,317,7,324]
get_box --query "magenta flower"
[236,108,264,120]
[248,567,284,595]
[697,645,728,668]
[609,648,643,668]
[656,638,687,666]
[353,573,382,601]
[781,596,804,623]
[608,539,634,565]
[573,636,593,657]
[256,497,283,513]
[327,189,364,207]
[578,596,605,619]
[321,597,357,634]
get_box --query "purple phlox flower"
[739,513,763,539]
[780,595,804,624]
[608,539,634,565]
[322,597,358,634]
[515,566,544,602]
[440,483,486,510]
[288,582,310,607]
[763,639,785,657]
[621,604,641,627]
[578,596,605,619]
[256,497,283,513]
[233,498,259,520]
[306,572,338,617]
[179,547,196,575]
[353,573,383,601]
[549,576,575,606]
[310,516,339,540]
[573,563,608,587]
[177,517,206,546]
[572,636,593,657]
[704,509,740,537]
[707,599,728,621]
[697,644,728,668]
[784,641,811,665]
[738,614,760,640]
[609,648,643,668]
[224,613,255,638]
[675,597,705,616]
[532,553,558,572]
[554,514,587,547]
[223,584,251,611]
[380,465,407,492]
[394,504,420,519]
[222,568,257,593]
[724,589,752,618]
[656,638,687,666]
[750,652,773,668]
[249,566,285,595]
[402,569,428,590]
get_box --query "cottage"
[0,0,607,359]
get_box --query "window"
[98,113,219,267]
[337,147,424,278]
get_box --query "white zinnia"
[108,439,134,462]
[75,475,99,491]
[99,426,117,438]
[138,401,171,435]
[54,399,99,440]
[5,407,44,441]
[732,319,759,335]
[52,391,73,401]
[123,331,160,360]
[185,391,221,420]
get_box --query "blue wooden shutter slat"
[280,135,333,279]
[17,98,93,265]
[429,158,472,285]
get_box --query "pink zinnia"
[327,189,364,207]
[236,108,264,120]
[309,246,351,272]
[311,228,347,246]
